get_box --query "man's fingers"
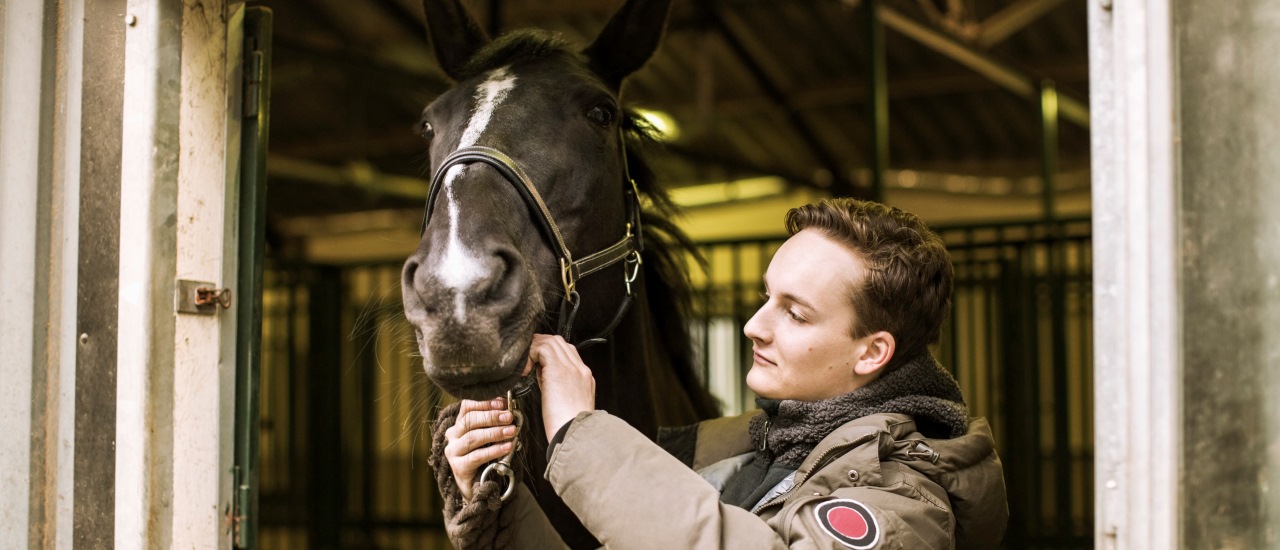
[446,425,518,457]
[456,408,514,432]
[530,335,581,368]
[456,398,505,419]
[444,399,514,453]
[459,440,513,469]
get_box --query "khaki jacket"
[480,410,1007,549]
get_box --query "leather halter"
[420,141,643,502]
[419,142,644,347]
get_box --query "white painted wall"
[173,0,235,546]
[115,0,237,547]
[54,1,86,546]
[0,0,45,545]
[116,0,183,546]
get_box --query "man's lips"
[753,350,777,366]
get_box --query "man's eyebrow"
[777,292,815,311]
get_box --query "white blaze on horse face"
[459,66,516,148]
[436,67,518,321]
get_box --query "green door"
[233,6,272,548]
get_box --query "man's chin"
[744,373,774,400]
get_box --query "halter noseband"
[419,142,644,348]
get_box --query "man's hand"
[442,397,517,500]
[529,334,596,441]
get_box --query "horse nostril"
[403,256,441,316]
[402,258,420,289]
[486,247,523,305]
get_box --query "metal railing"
[257,217,1093,549]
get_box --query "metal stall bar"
[1041,81,1060,223]
[865,0,889,202]
[1041,77,1073,542]
[308,267,345,547]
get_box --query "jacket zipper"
[751,432,879,514]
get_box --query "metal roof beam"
[974,0,1071,49]
[876,5,1090,128]
[268,155,430,200]
[643,61,1089,117]
[703,4,864,198]
[664,144,820,189]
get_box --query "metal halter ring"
[623,250,642,295]
[478,461,518,501]
[477,391,524,502]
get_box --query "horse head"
[402,0,674,400]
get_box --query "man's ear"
[854,331,896,376]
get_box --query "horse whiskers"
[382,375,439,455]
[347,286,413,378]
[408,383,446,464]
[349,284,402,340]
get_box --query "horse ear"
[421,0,491,81]
[584,0,673,88]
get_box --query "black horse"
[400,0,720,546]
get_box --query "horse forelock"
[456,30,574,82]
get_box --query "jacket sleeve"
[546,411,788,549]
[780,474,955,550]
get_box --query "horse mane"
[623,115,723,419]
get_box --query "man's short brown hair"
[784,198,953,367]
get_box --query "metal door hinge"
[232,465,251,547]
[243,40,264,118]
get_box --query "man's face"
[743,229,877,401]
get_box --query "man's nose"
[743,307,766,341]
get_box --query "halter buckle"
[559,257,576,300]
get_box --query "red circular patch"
[827,506,869,539]
[814,499,880,548]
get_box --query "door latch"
[177,279,232,315]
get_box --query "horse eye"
[420,121,435,141]
[587,106,613,127]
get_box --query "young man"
[438,198,1008,549]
